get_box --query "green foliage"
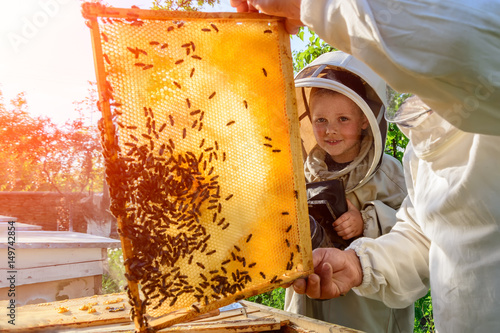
[292,28,335,73]
[414,290,435,333]
[0,92,52,191]
[384,89,411,163]
[0,82,103,193]
[102,248,127,294]
[385,123,408,163]
[247,288,286,310]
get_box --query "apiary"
[0,293,362,332]
[82,3,312,332]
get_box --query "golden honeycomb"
[82,3,312,331]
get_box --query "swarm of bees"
[83,3,312,331]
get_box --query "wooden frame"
[82,3,312,331]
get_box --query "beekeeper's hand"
[292,248,363,299]
[229,0,303,34]
[333,199,364,240]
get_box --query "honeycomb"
[82,3,312,331]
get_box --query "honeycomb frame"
[82,3,312,331]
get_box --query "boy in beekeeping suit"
[284,51,413,332]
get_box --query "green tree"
[292,28,335,73]
[43,81,103,195]
[247,288,285,310]
[414,290,435,333]
[385,88,411,163]
[0,84,105,230]
[0,91,54,191]
[0,84,103,194]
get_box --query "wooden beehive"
[82,3,312,332]
[0,294,363,332]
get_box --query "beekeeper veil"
[295,51,388,192]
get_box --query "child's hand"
[333,199,363,240]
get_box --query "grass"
[103,248,435,332]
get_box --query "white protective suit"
[284,52,413,332]
[300,0,500,136]
[348,108,500,333]
[297,2,500,331]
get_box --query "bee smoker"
[307,179,351,250]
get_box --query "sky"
[0,0,307,125]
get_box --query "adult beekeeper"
[295,96,500,333]
[285,51,412,332]
[230,1,500,332]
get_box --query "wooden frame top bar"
[82,2,279,22]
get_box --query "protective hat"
[295,51,388,191]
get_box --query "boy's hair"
[310,69,367,102]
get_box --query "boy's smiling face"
[310,91,368,163]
